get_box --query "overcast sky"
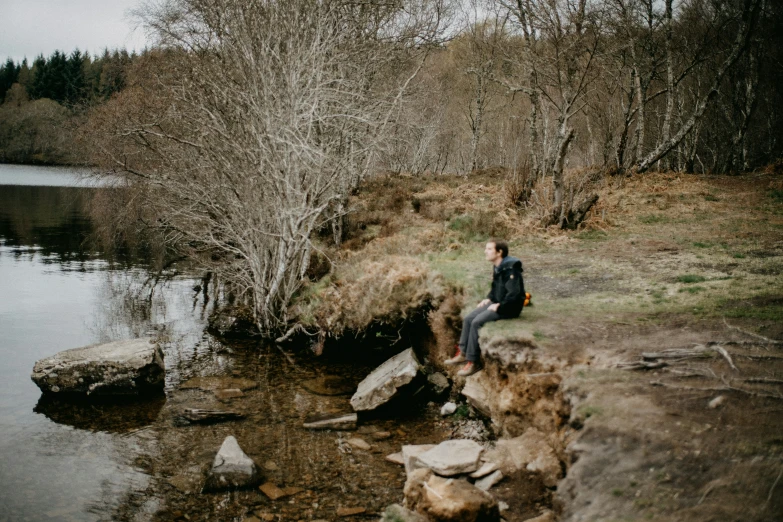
[0,0,151,63]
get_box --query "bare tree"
[88,0,445,333]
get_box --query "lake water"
[0,164,439,521]
[0,164,209,520]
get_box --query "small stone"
[214,388,244,400]
[523,510,555,522]
[259,482,287,500]
[242,517,261,522]
[282,486,304,496]
[264,460,279,471]
[254,513,276,521]
[440,402,457,416]
[475,470,503,491]
[428,372,450,395]
[345,438,371,451]
[498,501,509,511]
[708,395,725,409]
[470,461,498,479]
[336,506,366,517]
[372,431,392,440]
[385,452,405,465]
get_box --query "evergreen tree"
[65,49,86,105]
[0,58,20,103]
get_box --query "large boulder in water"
[31,338,165,397]
[350,348,421,411]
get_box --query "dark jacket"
[487,255,525,318]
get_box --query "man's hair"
[489,239,509,258]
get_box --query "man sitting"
[445,239,525,376]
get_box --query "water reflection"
[34,395,166,434]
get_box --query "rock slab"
[485,428,562,487]
[416,439,484,476]
[402,444,436,476]
[350,348,421,411]
[31,338,165,396]
[202,436,261,492]
[380,504,429,522]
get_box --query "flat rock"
[386,452,405,465]
[372,431,392,440]
[475,469,503,491]
[345,437,371,450]
[416,439,484,476]
[214,388,244,400]
[303,412,357,430]
[31,337,165,396]
[469,461,498,479]
[350,348,421,411]
[202,436,261,492]
[402,444,436,476]
[180,376,258,391]
[167,469,202,494]
[177,408,244,425]
[301,375,355,396]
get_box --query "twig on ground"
[736,354,783,361]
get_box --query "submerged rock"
[301,375,355,396]
[176,408,245,425]
[303,412,357,430]
[404,468,500,521]
[350,348,421,411]
[202,436,262,492]
[207,305,260,338]
[179,376,258,392]
[415,439,484,476]
[31,338,165,396]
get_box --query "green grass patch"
[692,241,712,248]
[733,253,746,259]
[638,214,669,224]
[452,404,471,420]
[576,229,608,241]
[677,274,706,284]
[768,189,783,203]
[704,194,720,202]
[679,286,705,294]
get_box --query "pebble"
[345,438,371,451]
[372,431,392,440]
[708,395,725,409]
[440,402,457,416]
[336,507,366,517]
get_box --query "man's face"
[484,242,501,263]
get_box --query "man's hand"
[477,298,491,308]
[488,303,499,312]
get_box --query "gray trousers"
[458,303,501,362]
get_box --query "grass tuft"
[677,274,706,284]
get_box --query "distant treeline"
[0,49,138,164]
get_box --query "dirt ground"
[338,169,783,521]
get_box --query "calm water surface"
[0,164,207,521]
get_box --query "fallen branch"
[743,377,783,385]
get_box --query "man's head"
[485,239,508,265]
